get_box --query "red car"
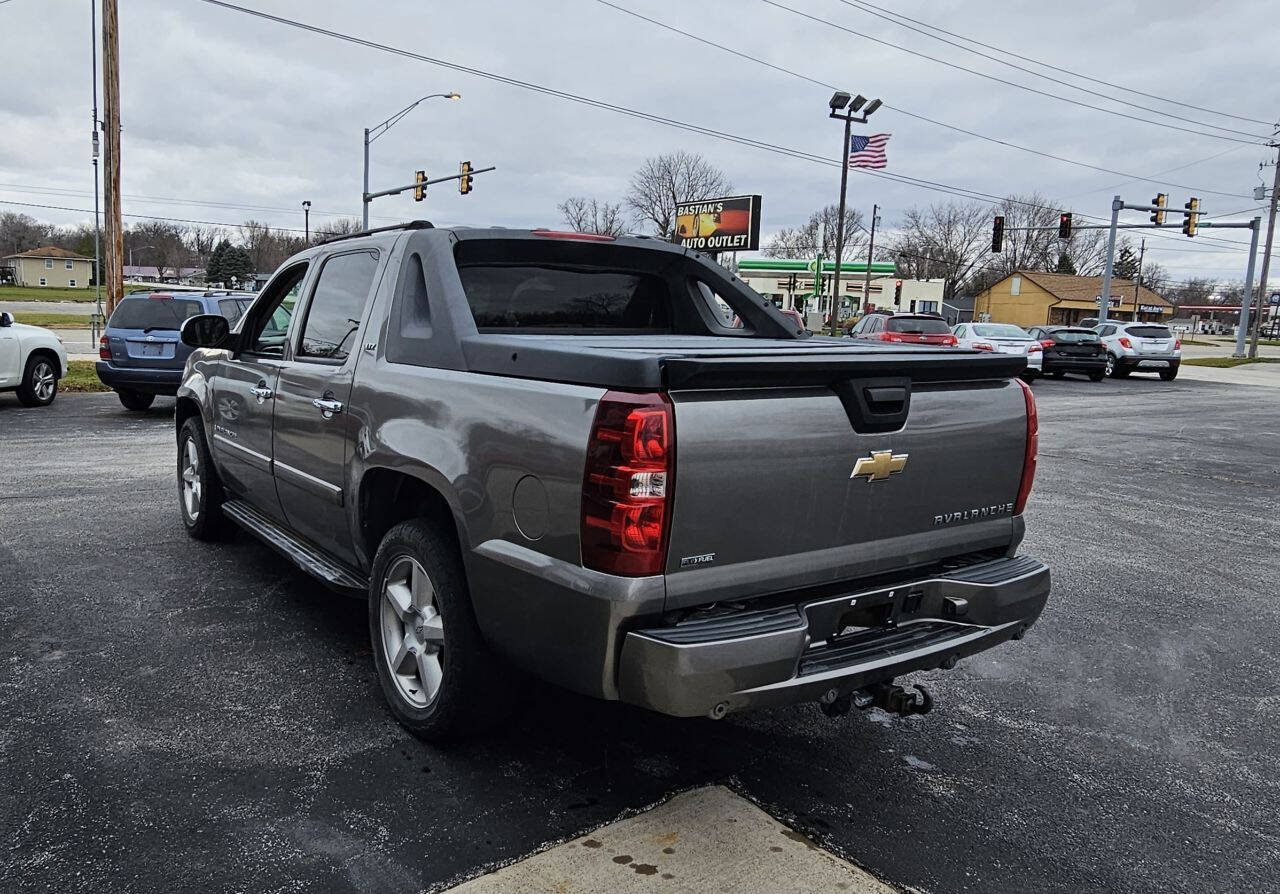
[848,312,958,346]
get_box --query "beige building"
[975,271,1173,328]
[2,246,94,289]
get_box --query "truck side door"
[206,263,309,522]
[270,249,381,564]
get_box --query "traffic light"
[459,160,473,195]
[413,170,427,202]
[1150,193,1167,226]
[991,215,1004,253]
[1182,197,1199,237]
[894,280,903,305]
[1058,213,1072,240]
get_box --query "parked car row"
[843,310,1181,383]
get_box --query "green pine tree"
[1113,243,1139,280]
[1054,252,1076,274]
[206,239,230,285]
[221,246,253,286]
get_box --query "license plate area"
[142,343,164,357]
[804,585,928,646]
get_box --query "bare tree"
[882,200,990,299]
[129,221,190,279]
[186,224,225,271]
[0,212,52,258]
[311,217,362,242]
[557,197,629,236]
[1139,261,1170,297]
[764,204,867,263]
[986,193,1061,277]
[625,151,731,240]
[1165,276,1217,306]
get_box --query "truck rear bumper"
[617,555,1049,718]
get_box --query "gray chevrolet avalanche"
[175,222,1050,739]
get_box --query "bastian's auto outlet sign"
[674,194,762,252]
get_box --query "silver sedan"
[951,322,1043,380]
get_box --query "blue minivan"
[96,291,254,410]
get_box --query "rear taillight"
[1028,344,1042,353]
[880,332,904,343]
[941,334,958,346]
[1014,378,1038,516]
[98,335,111,360]
[581,391,674,576]
[971,342,994,352]
[1039,339,1055,348]
[1174,339,1182,350]
[1118,337,1132,349]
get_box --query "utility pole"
[90,0,102,332]
[862,203,878,313]
[1133,238,1145,320]
[1248,140,1280,356]
[101,0,123,317]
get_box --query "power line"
[0,198,308,234]
[593,0,1251,199]
[831,0,1272,137]
[836,0,1275,128]
[759,0,1268,145]
[191,1,1251,259]
[1062,145,1248,199]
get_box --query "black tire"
[1106,354,1130,378]
[1160,366,1179,381]
[177,417,232,540]
[1088,371,1105,382]
[1019,371,1038,383]
[15,354,58,407]
[1049,371,1066,379]
[118,389,156,411]
[368,518,504,741]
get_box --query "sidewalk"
[1177,361,1280,388]
[442,786,897,894]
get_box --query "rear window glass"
[972,324,1029,338]
[1049,329,1099,344]
[108,297,203,331]
[218,298,251,326]
[887,316,950,334]
[1127,325,1172,338]
[458,265,672,332]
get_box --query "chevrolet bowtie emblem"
[850,450,908,482]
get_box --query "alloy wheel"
[32,361,56,402]
[180,437,202,521]
[379,555,446,708]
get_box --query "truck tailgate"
[664,377,1029,610]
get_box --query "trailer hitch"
[870,682,933,716]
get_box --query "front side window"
[245,264,309,356]
[297,251,379,361]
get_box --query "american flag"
[848,133,891,169]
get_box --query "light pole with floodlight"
[827,91,882,336]
[302,200,311,243]
[363,91,460,229]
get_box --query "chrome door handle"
[250,385,274,403]
[312,397,344,417]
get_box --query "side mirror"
[0,312,13,327]
[181,314,231,349]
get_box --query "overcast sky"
[1,0,1276,284]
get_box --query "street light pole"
[827,92,881,336]
[362,91,460,229]
[302,200,311,244]
[863,203,879,312]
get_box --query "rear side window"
[887,316,950,335]
[459,266,671,332]
[218,298,251,326]
[1050,329,1099,344]
[1127,325,1172,338]
[298,251,379,361]
[108,297,203,330]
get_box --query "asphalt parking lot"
[2,376,1278,894]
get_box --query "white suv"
[1096,321,1181,380]
[0,311,68,406]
